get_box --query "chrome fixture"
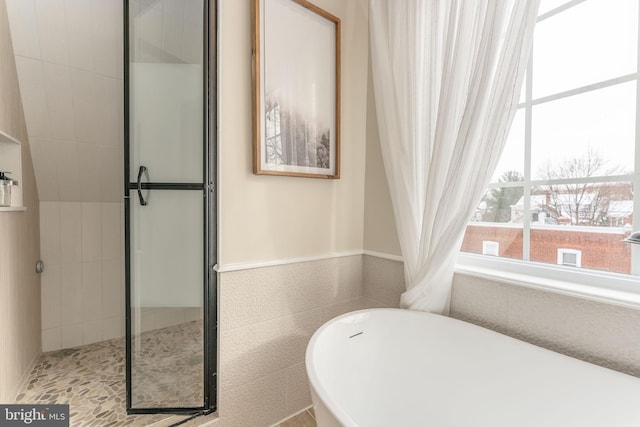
[623,231,640,245]
[0,171,17,207]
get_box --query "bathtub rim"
[305,308,428,427]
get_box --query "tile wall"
[363,254,405,308]
[450,274,640,378]
[5,0,124,204]
[39,201,123,351]
[5,0,125,351]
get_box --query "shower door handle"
[137,165,148,206]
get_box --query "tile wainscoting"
[189,255,384,427]
[451,274,640,377]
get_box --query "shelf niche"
[0,130,24,210]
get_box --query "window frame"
[458,0,640,303]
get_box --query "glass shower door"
[124,0,215,413]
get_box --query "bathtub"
[305,308,640,427]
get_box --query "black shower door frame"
[123,0,217,416]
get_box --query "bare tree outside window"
[536,148,631,226]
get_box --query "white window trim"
[557,248,582,267]
[456,253,640,309]
[482,241,500,256]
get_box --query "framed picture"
[252,0,341,179]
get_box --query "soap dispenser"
[0,171,17,207]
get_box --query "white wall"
[362,59,400,257]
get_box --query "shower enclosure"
[124,0,216,414]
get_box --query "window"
[557,249,582,268]
[462,0,638,277]
[482,241,500,256]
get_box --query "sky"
[491,0,638,183]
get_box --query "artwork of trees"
[264,98,331,169]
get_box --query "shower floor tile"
[15,321,204,426]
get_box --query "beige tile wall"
[451,275,640,377]
[192,255,382,427]
[0,0,41,403]
[39,201,124,351]
[361,254,640,378]
[363,255,404,308]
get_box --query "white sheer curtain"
[369,0,539,314]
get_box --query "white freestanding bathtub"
[305,308,640,427]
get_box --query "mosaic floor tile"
[15,321,204,426]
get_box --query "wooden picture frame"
[252,0,341,179]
